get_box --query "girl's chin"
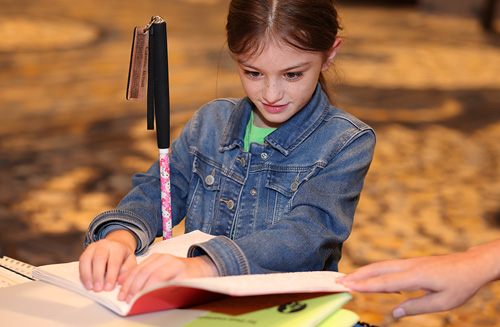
[255,115,287,129]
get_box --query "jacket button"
[290,182,299,192]
[205,175,215,186]
[250,189,257,196]
[227,199,235,210]
[261,153,268,160]
[240,157,246,167]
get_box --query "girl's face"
[235,39,341,129]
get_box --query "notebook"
[0,256,35,288]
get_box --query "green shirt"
[244,111,276,151]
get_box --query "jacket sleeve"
[83,161,163,253]
[188,128,375,275]
[84,118,195,253]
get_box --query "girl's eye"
[284,72,303,80]
[244,70,262,79]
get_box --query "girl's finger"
[103,249,127,291]
[117,255,138,285]
[88,246,111,292]
[79,246,96,290]
[118,254,170,302]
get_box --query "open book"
[32,231,350,316]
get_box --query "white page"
[145,271,351,297]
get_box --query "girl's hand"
[79,229,138,292]
[117,254,219,303]
[337,241,500,318]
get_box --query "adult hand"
[79,229,138,292]
[117,254,219,303]
[337,240,500,318]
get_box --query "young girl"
[79,0,376,303]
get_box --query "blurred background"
[0,0,499,326]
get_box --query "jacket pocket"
[264,169,310,225]
[185,156,222,232]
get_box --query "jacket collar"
[220,84,329,156]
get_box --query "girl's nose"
[263,79,283,104]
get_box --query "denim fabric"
[85,84,375,276]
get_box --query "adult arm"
[338,239,500,318]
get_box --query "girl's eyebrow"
[238,60,310,72]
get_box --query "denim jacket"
[85,84,375,276]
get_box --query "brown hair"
[226,0,342,100]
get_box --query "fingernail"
[94,282,101,292]
[118,291,125,301]
[337,279,352,286]
[85,281,93,290]
[393,307,406,318]
[126,294,133,303]
[105,282,113,291]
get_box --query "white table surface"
[0,281,207,327]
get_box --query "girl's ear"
[321,38,342,72]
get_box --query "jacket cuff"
[84,209,153,254]
[187,236,251,276]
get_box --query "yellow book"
[184,292,358,327]
[317,308,359,327]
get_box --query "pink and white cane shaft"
[159,149,172,239]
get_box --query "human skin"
[235,39,341,129]
[337,239,500,318]
[79,229,138,292]
[79,229,219,303]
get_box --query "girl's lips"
[262,103,288,114]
